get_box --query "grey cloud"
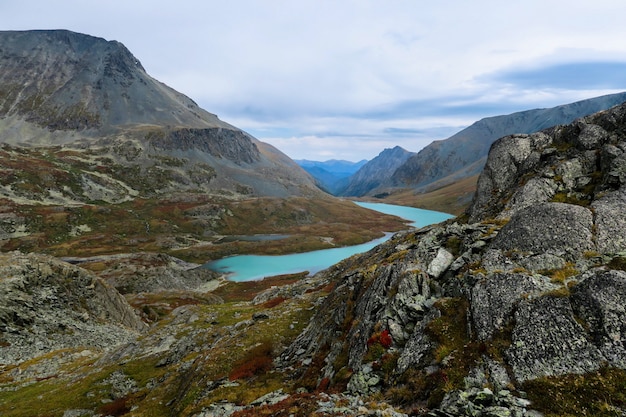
[487,62,626,90]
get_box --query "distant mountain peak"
[339,146,414,196]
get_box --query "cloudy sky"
[3,1,626,161]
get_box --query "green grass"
[0,359,116,417]
[0,277,321,417]
[523,367,626,416]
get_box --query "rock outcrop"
[0,251,145,368]
[281,101,626,416]
[66,252,219,294]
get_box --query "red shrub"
[262,296,286,308]
[98,397,130,416]
[379,329,392,348]
[229,341,274,381]
[316,376,331,392]
[367,329,393,349]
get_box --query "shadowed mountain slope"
[339,146,415,196]
[390,92,626,192]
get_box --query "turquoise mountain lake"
[204,202,454,281]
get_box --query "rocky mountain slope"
[391,91,626,193]
[344,92,626,200]
[3,101,626,416]
[339,146,415,197]
[4,29,626,417]
[0,251,146,378]
[0,29,407,264]
[0,29,319,199]
[275,100,626,416]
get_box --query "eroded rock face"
[0,251,145,365]
[149,128,261,165]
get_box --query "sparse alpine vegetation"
[3,29,626,417]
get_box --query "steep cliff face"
[281,102,626,415]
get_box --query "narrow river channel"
[203,202,454,281]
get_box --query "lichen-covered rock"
[431,387,539,417]
[347,363,382,395]
[574,122,610,150]
[490,203,594,261]
[504,177,558,216]
[384,270,433,344]
[464,358,512,393]
[506,296,604,382]
[606,149,626,185]
[395,308,440,374]
[428,248,455,278]
[555,157,587,189]
[592,187,626,254]
[468,132,551,222]
[470,272,551,341]
[571,269,626,368]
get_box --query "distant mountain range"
[338,146,414,196]
[301,92,626,201]
[295,159,367,194]
[390,91,626,193]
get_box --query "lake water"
[203,202,454,281]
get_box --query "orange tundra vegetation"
[228,340,274,381]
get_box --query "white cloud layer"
[2,0,626,160]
